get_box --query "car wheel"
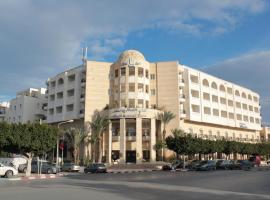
[47,169,53,174]
[5,170,13,178]
[22,167,27,173]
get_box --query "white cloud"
[0,0,267,99]
[203,50,270,124]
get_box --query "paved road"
[1,170,270,200]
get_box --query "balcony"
[142,135,150,141]
[80,94,85,102]
[81,79,86,87]
[180,109,186,119]
[79,109,85,118]
[112,135,120,141]
[179,94,185,103]
[126,136,136,141]
[179,79,185,87]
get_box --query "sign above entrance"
[110,108,149,119]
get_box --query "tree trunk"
[98,136,103,163]
[92,143,96,163]
[162,129,166,162]
[25,152,34,177]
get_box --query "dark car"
[197,160,217,171]
[162,160,183,171]
[216,160,234,170]
[237,160,253,170]
[215,159,225,170]
[84,163,107,173]
[186,160,201,170]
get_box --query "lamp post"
[57,120,74,169]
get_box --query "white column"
[136,118,142,163]
[150,118,156,162]
[107,122,112,164]
[120,118,126,163]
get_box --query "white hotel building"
[42,50,261,163]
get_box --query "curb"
[106,169,159,174]
[5,173,64,181]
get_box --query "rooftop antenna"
[82,45,88,65]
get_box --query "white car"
[0,162,18,178]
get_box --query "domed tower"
[111,50,150,109]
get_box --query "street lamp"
[56,120,74,168]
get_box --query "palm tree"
[88,112,109,163]
[65,128,86,165]
[158,111,176,161]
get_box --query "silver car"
[31,161,58,174]
[61,162,80,172]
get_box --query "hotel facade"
[44,50,262,164]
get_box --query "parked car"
[84,163,107,173]
[61,162,80,172]
[0,162,18,178]
[197,160,217,171]
[162,160,183,171]
[237,160,253,170]
[216,160,233,170]
[0,157,27,172]
[31,160,58,174]
[186,160,201,170]
[215,159,225,169]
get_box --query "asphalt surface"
[1,169,270,200]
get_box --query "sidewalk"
[1,173,65,181]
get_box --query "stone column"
[150,118,156,162]
[120,118,126,163]
[107,122,112,164]
[136,118,142,163]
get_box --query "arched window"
[242,92,246,99]
[211,82,217,89]
[202,79,209,87]
[219,84,225,92]
[235,90,240,96]
[58,78,64,85]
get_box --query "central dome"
[117,49,145,63]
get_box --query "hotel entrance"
[126,150,136,163]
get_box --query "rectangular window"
[120,84,126,93]
[229,113,234,119]
[57,92,63,99]
[249,105,253,111]
[212,95,218,103]
[220,97,226,105]
[204,107,211,115]
[138,99,144,108]
[121,100,126,107]
[190,75,199,84]
[191,90,199,98]
[145,85,149,93]
[67,89,74,97]
[115,69,119,78]
[228,100,233,107]
[129,99,135,108]
[150,74,155,80]
[121,67,126,76]
[49,108,54,115]
[50,94,55,101]
[56,106,62,114]
[145,69,149,78]
[213,109,219,116]
[237,114,242,121]
[242,104,248,110]
[138,83,144,93]
[243,115,249,122]
[129,66,135,76]
[236,102,241,108]
[138,67,144,77]
[221,110,227,118]
[66,104,74,112]
[51,81,56,87]
[68,74,75,82]
[191,105,200,113]
[203,93,210,101]
[129,83,135,92]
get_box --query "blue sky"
[0,0,269,123]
